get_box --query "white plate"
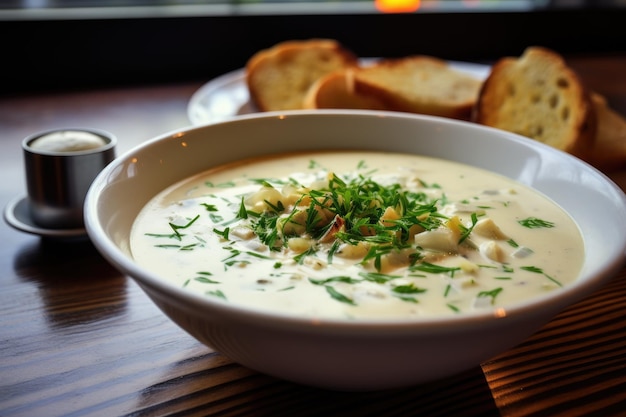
[187,60,491,125]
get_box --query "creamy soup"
[130,151,584,320]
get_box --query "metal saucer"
[3,195,87,240]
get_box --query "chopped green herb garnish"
[237,197,248,219]
[309,276,360,285]
[207,289,226,299]
[518,217,555,229]
[507,239,519,248]
[394,294,419,303]
[205,181,235,188]
[410,262,461,277]
[293,246,317,264]
[458,212,479,243]
[213,227,230,240]
[195,275,220,284]
[201,203,218,212]
[324,285,355,305]
[521,266,562,287]
[392,283,427,294]
[447,303,460,313]
[162,214,200,240]
[477,287,503,304]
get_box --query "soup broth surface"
[130,151,584,319]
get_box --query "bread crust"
[245,39,358,112]
[587,93,626,171]
[302,69,392,110]
[350,56,483,120]
[473,46,597,158]
[303,56,482,120]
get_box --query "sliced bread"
[472,46,597,159]
[302,69,391,111]
[304,56,483,120]
[587,93,626,171]
[245,39,358,112]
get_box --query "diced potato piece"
[335,241,369,259]
[479,241,507,263]
[230,226,255,240]
[288,237,315,253]
[318,215,345,243]
[379,206,401,227]
[414,228,458,253]
[245,186,284,213]
[473,218,509,240]
[459,259,479,274]
[378,248,416,273]
[445,216,463,241]
[281,184,307,206]
[310,201,335,226]
[407,224,425,240]
[278,211,307,236]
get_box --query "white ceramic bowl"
[85,110,626,391]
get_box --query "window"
[1,0,624,93]
[2,0,607,20]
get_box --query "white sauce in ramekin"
[28,130,107,152]
[130,151,584,320]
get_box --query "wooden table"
[2,54,625,417]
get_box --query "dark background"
[3,7,626,95]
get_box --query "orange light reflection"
[375,0,420,13]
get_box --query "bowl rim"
[85,109,626,333]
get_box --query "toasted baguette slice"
[305,56,482,120]
[302,69,391,110]
[587,93,626,171]
[473,46,596,159]
[245,39,358,112]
